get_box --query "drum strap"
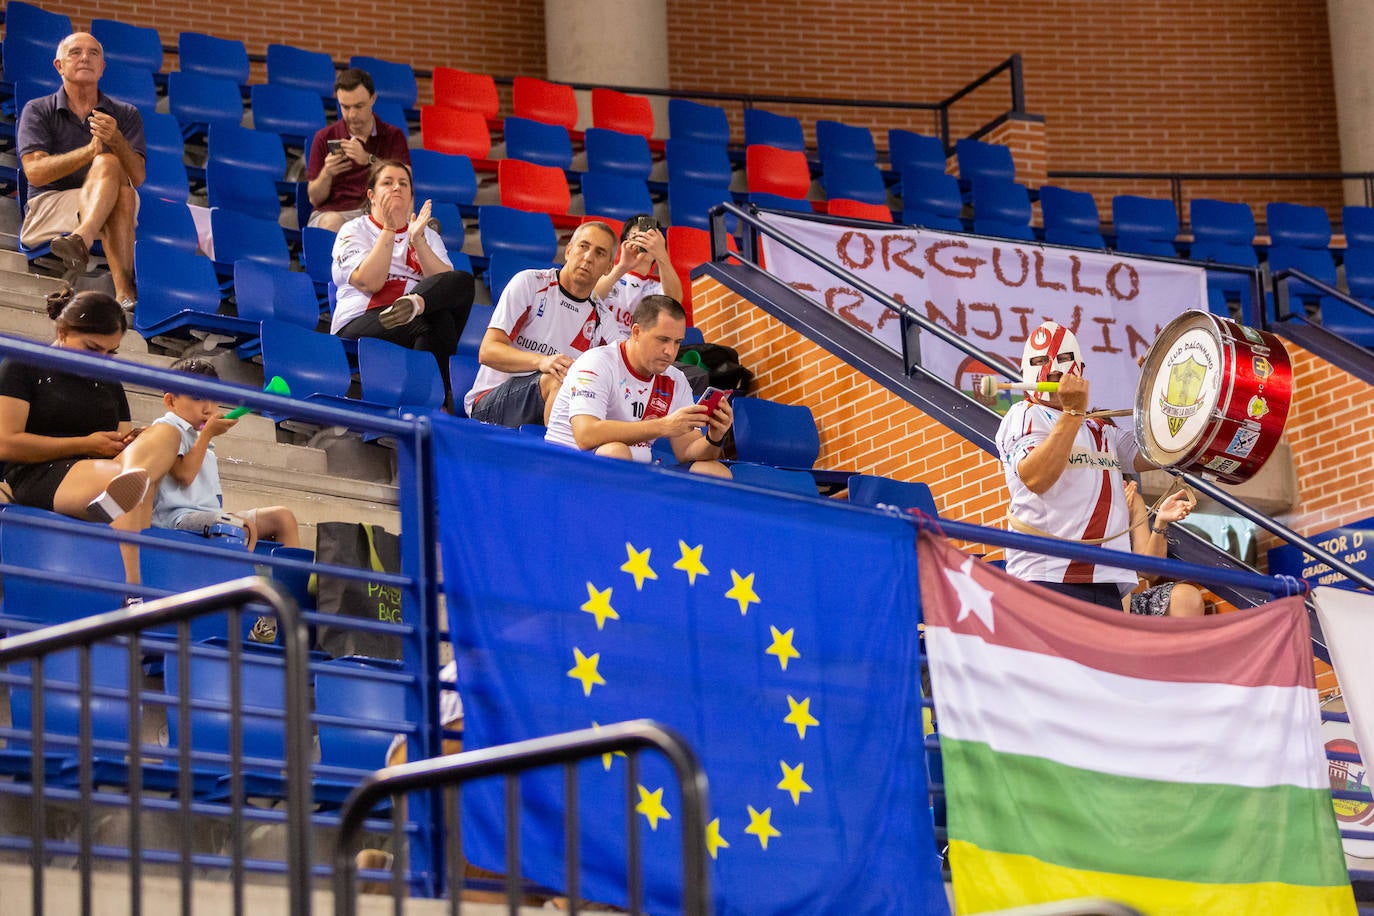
[1006,484,1197,546]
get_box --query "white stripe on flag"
[927,627,1327,790]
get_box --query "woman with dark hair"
[0,286,180,580]
[330,159,475,408]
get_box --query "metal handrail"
[333,719,710,916]
[0,578,313,916]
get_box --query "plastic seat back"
[591,87,654,138]
[955,138,1016,183]
[136,197,200,253]
[301,226,337,288]
[250,83,328,147]
[743,108,804,152]
[163,646,289,768]
[142,111,188,159]
[177,31,250,87]
[584,127,653,180]
[358,337,445,410]
[503,116,573,170]
[2,2,72,85]
[132,243,224,333]
[478,205,558,262]
[1343,206,1374,248]
[410,148,477,208]
[457,304,495,357]
[512,76,579,132]
[580,172,654,222]
[207,123,288,180]
[971,178,1034,241]
[746,144,811,199]
[847,474,938,516]
[1040,185,1104,249]
[448,355,481,417]
[259,319,354,401]
[728,463,819,497]
[90,18,163,74]
[138,150,191,205]
[665,137,732,188]
[207,158,282,218]
[265,43,336,100]
[168,71,244,139]
[498,158,572,219]
[0,506,126,626]
[432,66,499,121]
[827,198,893,223]
[1266,201,1332,250]
[485,254,549,305]
[668,98,730,147]
[209,209,290,270]
[816,119,876,166]
[1112,195,1179,257]
[98,61,157,112]
[668,178,733,232]
[348,55,417,110]
[820,158,886,206]
[233,259,321,328]
[888,129,947,178]
[420,105,492,160]
[315,658,410,774]
[730,397,820,468]
[900,172,964,231]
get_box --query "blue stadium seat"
[370,100,410,139]
[137,150,191,205]
[888,129,947,179]
[1,2,71,88]
[970,178,1034,241]
[820,157,887,206]
[1320,245,1374,346]
[1343,205,1374,248]
[136,197,200,253]
[503,115,573,170]
[1189,199,1260,322]
[168,71,244,141]
[134,242,262,351]
[314,658,412,801]
[410,148,478,215]
[1111,195,1180,257]
[1267,201,1337,311]
[668,98,730,147]
[301,225,337,292]
[141,110,187,159]
[847,474,939,517]
[207,158,283,219]
[900,171,964,231]
[90,18,163,76]
[98,60,157,112]
[0,506,127,627]
[265,42,336,102]
[730,396,821,469]
[250,82,327,150]
[478,204,558,263]
[955,138,1016,185]
[177,31,250,90]
[427,202,471,261]
[665,137,733,189]
[584,127,653,180]
[233,259,322,332]
[668,177,734,232]
[210,208,291,274]
[747,192,812,214]
[580,171,654,222]
[816,119,877,166]
[2,39,60,92]
[448,354,481,417]
[348,55,417,112]
[139,528,262,641]
[1039,185,1104,249]
[259,320,391,421]
[208,123,288,180]
[358,337,446,413]
[743,108,805,152]
[457,304,494,357]
[485,253,548,304]
[727,463,819,497]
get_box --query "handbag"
[312,521,402,660]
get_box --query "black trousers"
[337,270,475,396]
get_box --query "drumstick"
[977,377,1059,398]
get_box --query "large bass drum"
[1134,310,1292,485]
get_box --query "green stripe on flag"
[943,737,1348,888]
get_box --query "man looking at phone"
[305,68,410,232]
[546,295,732,478]
[17,32,145,311]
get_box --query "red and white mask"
[1021,321,1084,388]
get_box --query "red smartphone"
[698,387,732,418]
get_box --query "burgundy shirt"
[305,117,410,213]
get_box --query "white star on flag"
[945,555,996,631]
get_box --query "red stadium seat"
[666,225,738,323]
[432,66,501,129]
[512,76,580,134]
[746,144,811,200]
[498,158,579,229]
[591,88,661,151]
[420,105,496,172]
[827,198,894,223]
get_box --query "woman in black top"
[0,287,180,580]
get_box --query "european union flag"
[435,418,949,915]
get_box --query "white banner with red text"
[757,213,1208,418]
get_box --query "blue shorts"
[470,373,545,428]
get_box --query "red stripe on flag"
[917,533,1313,689]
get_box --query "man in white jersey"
[546,295,732,478]
[594,215,684,336]
[995,320,1155,610]
[466,222,618,426]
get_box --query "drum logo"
[1253,356,1273,381]
[1227,424,1261,458]
[1158,352,1210,436]
[1247,396,1269,420]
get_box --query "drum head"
[1135,311,1226,467]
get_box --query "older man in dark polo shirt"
[17,32,145,310]
[304,68,411,232]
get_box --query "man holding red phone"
[546,295,732,478]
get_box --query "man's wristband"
[705,431,725,447]
[1063,408,1086,417]
[1152,523,1168,534]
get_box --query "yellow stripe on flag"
[949,840,1356,916]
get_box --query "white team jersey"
[601,271,663,335]
[996,398,1141,586]
[545,341,695,463]
[464,267,614,416]
[330,214,450,333]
